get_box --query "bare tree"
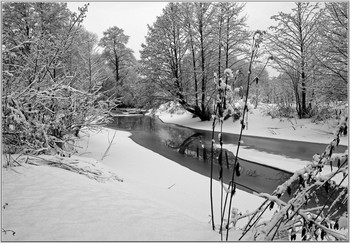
[268,2,321,118]
[140,2,249,120]
[2,3,114,156]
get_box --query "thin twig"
[168,183,175,189]
[225,32,260,241]
[100,130,117,161]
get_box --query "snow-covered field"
[2,128,271,241]
[2,102,348,241]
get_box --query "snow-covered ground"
[155,102,348,185]
[2,102,348,241]
[221,143,346,186]
[2,128,271,241]
[156,102,348,146]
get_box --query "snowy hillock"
[149,101,188,116]
[147,101,193,124]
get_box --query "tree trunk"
[178,98,210,121]
[298,3,307,118]
[190,37,199,107]
[87,39,92,91]
[199,7,206,119]
[255,83,259,109]
[185,4,199,108]
[115,57,119,84]
[225,14,230,69]
[218,12,223,80]
[113,40,120,91]
[294,83,302,119]
[301,71,306,116]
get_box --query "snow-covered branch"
[239,115,348,241]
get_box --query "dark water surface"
[107,114,347,218]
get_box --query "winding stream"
[107,114,347,218]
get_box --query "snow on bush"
[238,116,348,241]
[259,103,295,118]
[234,99,254,113]
[2,85,114,157]
[311,103,349,123]
[1,3,119,158]
[207,29,348,241]
[207,31,276,240]
[151,101,188,116]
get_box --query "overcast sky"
[67,1,296,76]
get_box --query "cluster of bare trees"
[266,2,348,118]
[2,3,118,156]
[140,2,250,121]
[139,2,347,120]
[2,2,145,156]
[2,2,347,156]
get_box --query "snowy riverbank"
[156,104,348,185]
[156,103,348,146]
[2,128,270,241]
[2,103,348,241]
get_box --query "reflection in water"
[107,114,347,218]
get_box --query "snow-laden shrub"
[2,84,114,157]
[208,31,273,240]
[313,107,334,122]
[259,103,295,118]
[237,116,348,241]
[311,104,348,123]
[154,101,187,116]
[234,99,254,113]
[1,3,120,159]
